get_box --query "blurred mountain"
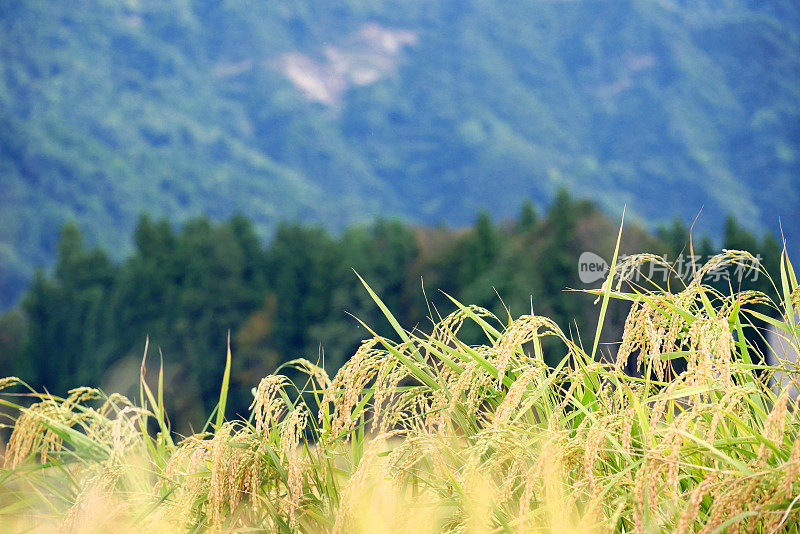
[1,0,798,308]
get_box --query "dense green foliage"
[0,247,798,532]
[2,0,798,308]
[0,194,783,430]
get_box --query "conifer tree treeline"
[0,193,783,429]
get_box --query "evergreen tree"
[657,218,690,259]
[266,224,338,361]
[0,311,26,378]
[516,200,538,233]
[724,216,760,254]
[20,271,59,386]
[456,211,501,287]
[22,224,113,392]
[538,189,583,336]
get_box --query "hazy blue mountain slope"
[1,0,798,308]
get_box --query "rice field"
[0,247,798,532]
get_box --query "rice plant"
[0,247,798,532]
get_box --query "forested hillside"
[0,194,782,429]
[1,0,798,308]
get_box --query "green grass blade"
[592,208,625,360]
[215,331,232,429]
